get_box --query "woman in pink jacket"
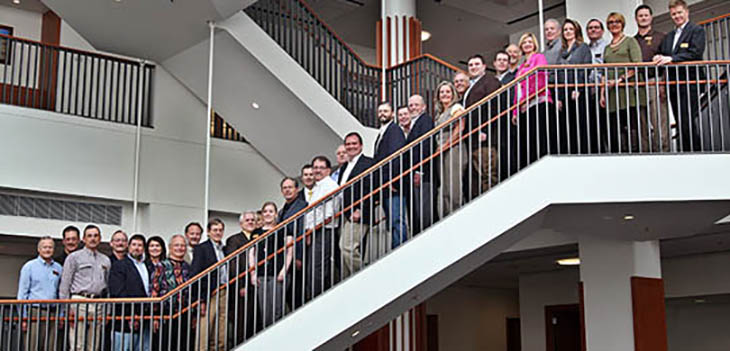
[512,32,558,168]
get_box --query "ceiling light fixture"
[13,0,20,4]
[251,102,260,110]
[556,258,580,266]
[694,298,706,304]
[351,330,360,337]
[421,30,431,42]
[624,214,635,221]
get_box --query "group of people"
[14,1,708,350]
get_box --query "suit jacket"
[278,197,308,259]
[224,232,253,285]
[374,121,408,193]
[659,21,706,82]
[464,74,504,148]
[465,73,501,108]
[190,240,222,298]
[337,155,376,223]
[109,256,149,331]
[405,113,438,187]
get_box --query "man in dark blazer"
[405,94,439,236]
[462,54,504,199]
[278,177,308,308]
[654,0,705,151]
[337,132,376,278]
[191,218,227,351]
[374,103,409,249]
[224,212,258,342]
[108,234,151,350]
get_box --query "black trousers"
[669,84,702,151]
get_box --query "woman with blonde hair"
[599,12,644,153]
[248,201,293,327]
[512,31,557,167]
[434,80,465,217]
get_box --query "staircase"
[3,3,730,350]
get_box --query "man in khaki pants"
[336,132,376,279]
[58,225,111,351]
[191,218,228,351]
[635,4,670,152]
[17,236,63,351]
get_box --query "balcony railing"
[0,34,154,127]
[700,13,730,61]
[1,60,728,351]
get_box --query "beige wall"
[427,285,519,351]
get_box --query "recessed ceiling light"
[13,0,20,4]
[624,214,635,221]
[351,330,360,337]
[694,298,706,304]
[421,30,431,42]
[251,102,260,109]
[114,0,122,3]
[556,258,580,266]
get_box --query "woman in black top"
[248,201,294,327]
[557,18,594,154]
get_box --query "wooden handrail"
[0,33,154,67]
[291,0,380,70]
[699,12,730,25]
[2,60,727,305]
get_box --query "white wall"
[666,298,730,351]
[427,285,519,351]
[518,251,730,351]
[518,269,581,351]
[0,255,35,298]
[0,64,283,242]
[663,251,730,298]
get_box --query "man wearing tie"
[653,0,705,151]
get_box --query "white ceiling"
[308,0,730,69]
[308,0,567,68]
[0,0,48,13]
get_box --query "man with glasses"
[587,18,609,151]
[305,156,340,298]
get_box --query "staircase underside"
[239,153,730,350]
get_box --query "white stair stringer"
[238,153,730,350]
[162,11,377,175]
[216,12,378,153]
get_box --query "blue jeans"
[383,195,408,249]
[113,328,150,351]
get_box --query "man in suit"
[108,234,150,351]
[374,103,409,249]
[183,222,203,264]
[330,144,347,181]
[224,212,258,342]
[463,54,503,200]
[337,132,376,278]
[191,218,228,351]
[405,95,438,236]
[654,0,705,151]
[453,72,471,107]
[278,177,308,308]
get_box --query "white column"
[381,0,417,67]
[566,0,642,37]
[579,236,661,351]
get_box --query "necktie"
[307,189,313,201]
